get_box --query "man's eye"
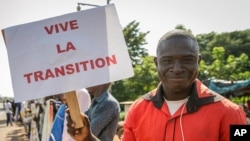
[182,58,194,63]
[162,59,172,63]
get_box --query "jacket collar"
[142,79,222,113]
[93,90,108,103]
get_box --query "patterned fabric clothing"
[29,120,39,141]
[42,99,55,141]
[85,90,120,141]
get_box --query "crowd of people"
[3,82,121,141]
[2,99,22,126]
[2,29,250,141]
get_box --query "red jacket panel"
[122,79,247,141]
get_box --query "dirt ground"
[0,103,28,141]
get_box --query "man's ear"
[198,54,202,64]
[154,57,158,66]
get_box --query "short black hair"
[156,29,199,55]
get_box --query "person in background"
[66,29,247,141]
[11,100,16,121]
[67,83,120,141]
[2,100,5,110]
[5,99,13,126]
[33,101,44,140]
[14,102,22,122]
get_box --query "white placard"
[2,4,134,102]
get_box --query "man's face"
[86,86,96,95]
[154,37,201,92]
[86,83,110,97]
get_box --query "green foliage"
[197,29,250,64]
[197,29,250,81]
[196,32,217,63]
[111,21,158,102]
[231,96,250,105]
[123,20,150,67]
[198,46,250,81]
[175,24,192,33]
[112,56,159,102]
[119,111,125,121]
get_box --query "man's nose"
[171,61,183,72]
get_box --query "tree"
[196,29,250,81]
[198,47,250,81]
[196,32,216,63]
[111,56,159,101]
[175,24,192,33]
[123,21,149,67]
[111,21,154,102]
[196,29,250,64]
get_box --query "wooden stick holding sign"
[64,91,84,128]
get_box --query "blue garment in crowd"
[49,104,66,141]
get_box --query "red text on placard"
[57,42,76,53]
[44,20,79,34]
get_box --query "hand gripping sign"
[2,4,134,128]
